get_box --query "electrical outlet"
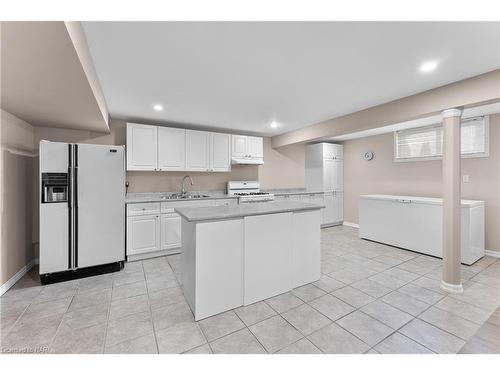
[462,175,470,183]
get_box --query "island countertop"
[175,201,324,222]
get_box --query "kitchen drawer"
[161,199,216,213]
[127,202,161,216]
[215,198,238,206]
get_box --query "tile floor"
[1,225,499,354]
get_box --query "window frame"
[393,115,490,163]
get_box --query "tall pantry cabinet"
[305,143,344,226]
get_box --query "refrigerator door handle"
[74,144,79,269]
[68,144,72,269]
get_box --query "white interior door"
[77,144,125,268]
[158,127,186,171]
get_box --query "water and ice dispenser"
[41,173,69,203]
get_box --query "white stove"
[227,181,274,203]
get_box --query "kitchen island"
[175,201,323,320]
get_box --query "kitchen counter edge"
[175,201,325,222]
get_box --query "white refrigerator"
[39,141,125,283]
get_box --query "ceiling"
[82,22,500,136]
[1,22,109,132]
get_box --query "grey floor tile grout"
[141,261,160,354]
[3,226,498,354]
[233,306,276,353]
[47,294,75,353]
[414,306,481,345]
[390,318,438,354]
[424,301,487,326]
[102,271,120,353]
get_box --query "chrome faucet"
[180,175,194,196]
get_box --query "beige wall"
[34,119,306,193]
[1,110,36,286]
[343,113,500,251]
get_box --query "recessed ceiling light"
[419,60,438,73]
[270,121,279,129]
[153,104,163,111]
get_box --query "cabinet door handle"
[398,199,412,204]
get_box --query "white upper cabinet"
[186,130,210,171]
[231,135,264,164]
[322,143,343,160]
[306,143,343,192]
[210,133,231,172]
[248,136,264,158]
[127,123,158,170]
[232,135,248,158]
[126,123,250,171]
[158,127,186,171]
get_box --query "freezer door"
[39,141,71,274]
[76,144,125,268]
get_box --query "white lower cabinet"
[127,214,161,256]
[323,192,343,225]
[333,192,344,223]
[127,199,218,260]
[161,213,181,250]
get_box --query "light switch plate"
[462,175,470,183]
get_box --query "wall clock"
[364,151,374,161]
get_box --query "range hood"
[231,157,264,165]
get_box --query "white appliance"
[227,181,274,203]
[39,141,125,284]
[359,195,485,265]
[305,143,344,225]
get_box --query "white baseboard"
[342,221,359,229]
[0,259,35,296]
[127,248,180,262]
[485,249,500,258]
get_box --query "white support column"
[441,108,463,294]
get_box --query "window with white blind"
[394,116,489,161]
